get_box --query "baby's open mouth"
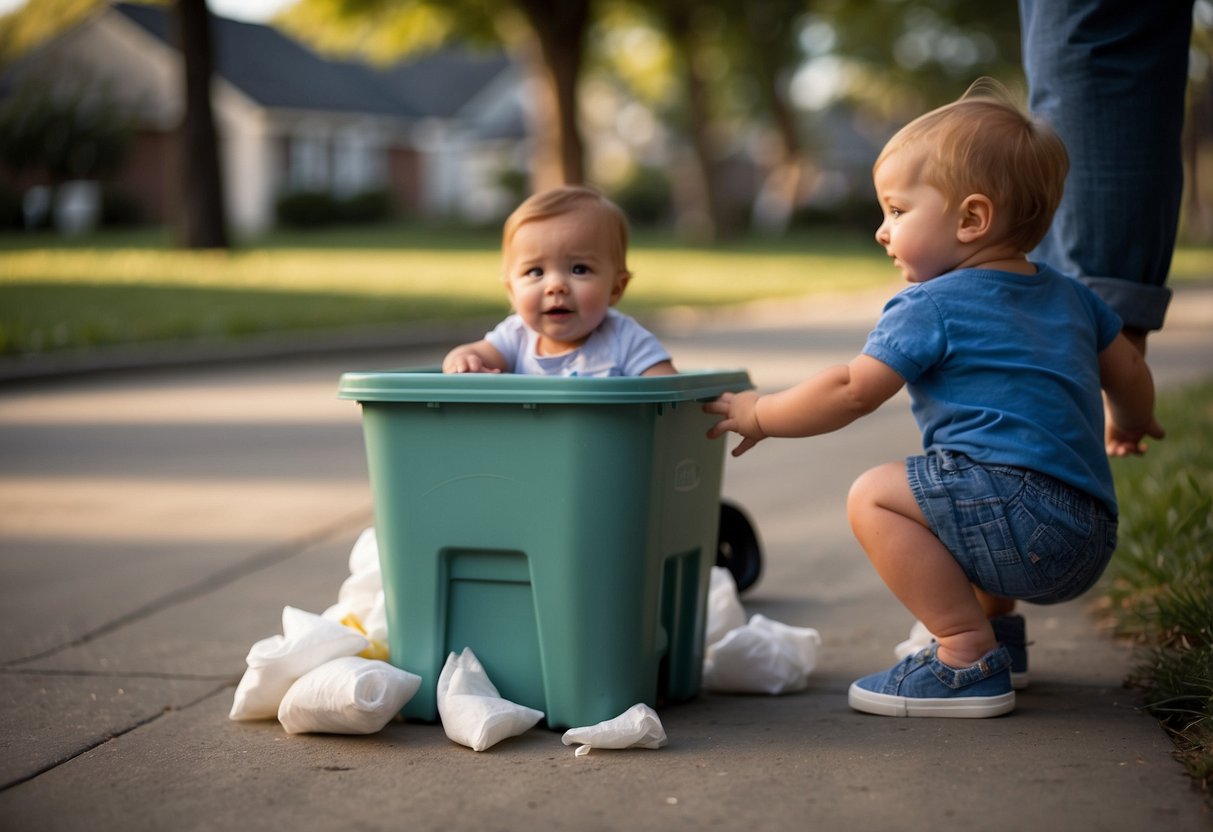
[544,307,573,316]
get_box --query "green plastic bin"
[337,369,752,729]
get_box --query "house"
[0,1,528,235]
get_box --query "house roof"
[377,50,512,120]
[114,3,405,117]
[113,2,513,121]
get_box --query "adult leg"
[1019,0,1193,334]
[847,461,996,668]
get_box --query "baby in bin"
[440,184,811,701]
[443,184,677,378]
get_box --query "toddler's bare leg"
[847,461,997,667]
[976,588,1016,619]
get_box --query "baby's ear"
[957,194,994,242]
[609,270,631,304]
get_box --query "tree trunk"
[514,0,589,190]
[745,2,804,234]
[661,4,729,242]
[1182,65,1213,241]
[175,0,228,248]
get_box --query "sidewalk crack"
[0,683,231,793]
[1,505,371,669]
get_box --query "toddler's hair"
[502,185,630,275]
[874,77,1069,253]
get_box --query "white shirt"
[484,309,671,376]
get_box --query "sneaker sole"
[848,683,1016,718]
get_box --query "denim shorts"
[905,450,1118,604]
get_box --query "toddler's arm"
[703,354,903,457]
[443,339,508,374]
[1099,333,1165,456]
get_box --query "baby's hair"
[874,77,1069,252]
[502,184,630,276]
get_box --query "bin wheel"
[717,500,762,593]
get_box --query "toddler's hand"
[702,390,766,457]
[1106,415,1165,457]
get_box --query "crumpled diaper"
[437,647,544,751]
[229,606,368,720]
[561,703,668,756]
[705,566,747,649]
[278,655,421,735]
[322,526,390,660]
[703,614,821,695]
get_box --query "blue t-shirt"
[485,308,671,377]
[862,264,1123,513]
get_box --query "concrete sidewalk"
[0,283,1210,830]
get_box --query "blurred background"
[2,0,1211,244]
[0,1,1210,361]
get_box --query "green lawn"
[0,224,1208,357]
[0,225,898,356]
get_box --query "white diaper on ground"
[229,606,368,720]
[277,655,421,735]
[437,647,544,751]
[561,703,668,756]
[703,614,821,695]
[705,566,747,649]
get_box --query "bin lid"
[337,368,753,404]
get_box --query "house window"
[289,134,328,191]
[333,126,385,197]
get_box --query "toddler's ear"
[957,194,994,242]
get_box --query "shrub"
[338,189,393,223]
[611,167,672,228]
[276,191,340,228]
[0,183,22,229]
[0,70,135,182]
[99,187,142,227]
[277,189,397,228]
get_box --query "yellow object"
[340,612,390,662]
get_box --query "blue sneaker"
[849,644,1015,718]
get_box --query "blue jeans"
[1019,0,1194,332]
[906,451,1118,604]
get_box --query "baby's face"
[503,210,628,357]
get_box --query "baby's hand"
[443,353,501,374]
[702,390,766,457]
